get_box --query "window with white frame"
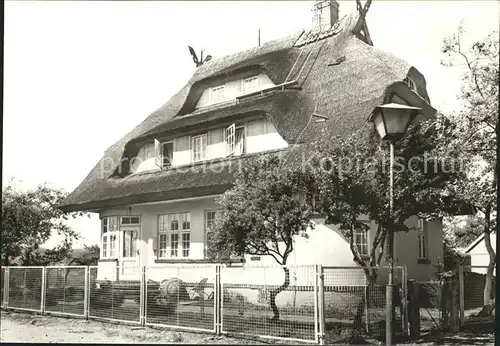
[418,219,428,259]
[225,124,245,156]
[234,127,245,155]
[162,141,174,168]
[353,223,369,256]
[192,134,207,162]
[101,217,119,259]
[242,76,259,94]
[158,212,191,259]
[210,85,225,103]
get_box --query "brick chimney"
[311,0,339,32]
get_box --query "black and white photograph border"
[2,1,498,345]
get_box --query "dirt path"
[0,311,268,344]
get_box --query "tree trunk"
[351,274,376,341]
[479,208,496,316]
[269,267,290,320]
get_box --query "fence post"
[215,264,222,336]
[364,272,369,334]
[4,267,9,308]
[313,265,319,343]
[402,266,409,336]
[317,265,325,345]
[458,265,464,328]
[407,279,420,340]
[140,266,146,326]
[40,267,46,315]
[84,266,89,320]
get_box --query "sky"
[3,1,499,249]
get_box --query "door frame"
[118,223,141,281]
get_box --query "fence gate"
[219,264,318,343]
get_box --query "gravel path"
[0,311,268,344]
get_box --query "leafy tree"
[313,122,463,285]
[208,155,313,320]
[1,181,83,266]
[440,25,498,314]
[67,245,100,266]
[309,120,464,338]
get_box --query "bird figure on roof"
[188,46,212,68]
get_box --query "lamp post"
[370,103,420,345]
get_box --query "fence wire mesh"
[88,266,141,323]
[323,266,405,344]
[145,265,216,332]
[45,267,86,317]
[2,264,414,344]
[461,265,496,326]
[1,267,5,308]
[7,267,43,312]
[220,265,317,342]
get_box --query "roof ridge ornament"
[353,0,373,45]
[188,46,212,68]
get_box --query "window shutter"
[154,139,162,168]
[226,124,235,156]
[152,237,158,251]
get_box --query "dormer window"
[192,134,208,162]
[154,139,174,169]
[210,85,225,103]
[225,123,245,156]
[162,141,174,168]
[242,76,259,94]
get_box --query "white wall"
[468,233,496,274]
[195,73,275,109]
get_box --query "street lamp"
[370,102,421,346]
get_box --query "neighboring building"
[464,233,497,274]
[58,1,442,288]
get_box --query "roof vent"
[312,0,339,33]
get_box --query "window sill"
[98,258,118,263]
[126,148,287,178]
[418,258,431,264]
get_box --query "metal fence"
[45,266,87,317]
[220,264,317,343]
[322,266,406,344]
[145,264,216,332]
[1,264,408,344]
[88,266,142,324]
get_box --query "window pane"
[171,234,179,257]
[243,76,258,94]
[235,127,245,155]
[163,142,174,168]
[193,135,207,161]
[159,233,167,258]
[182,233,190,257]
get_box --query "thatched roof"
[59,11,435,212]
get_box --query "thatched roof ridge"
[59,10,434,212]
